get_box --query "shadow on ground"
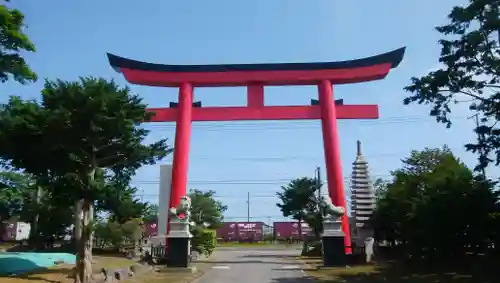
[301,257,499,283]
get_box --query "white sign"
[238,223,256,229]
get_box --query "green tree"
[0,170,32,221]
[190,226,216,256]
[94,218,144,256]
[142,203,159,222]
[372,147,498,258]
[97,182,148,224]
[185,189,226,255]
[188,189,227,228]
[0,77,171,283]
[276,177,323,239]
[373,177,389,200]
[403,0,500,171]
[35,189,74,246]
[0,171,76,247]
[0,2,36,84]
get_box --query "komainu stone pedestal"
[166,219,192,268]
[167,238,190,267]
[322,218,346,267]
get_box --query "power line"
[140,114,469,131]
[141,145,467,163]
[246,192,250,222]
[132,174,391,185]
[137,192,337,199]
[187,151,408,161]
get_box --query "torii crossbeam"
[107,47,405,254]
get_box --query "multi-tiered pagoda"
[350,140,376,244]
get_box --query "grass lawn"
[1,256,136,283]
[299,255,498,283]
[0,243,17,250]
[1,255,214,283]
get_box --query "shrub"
[191,226,216,256]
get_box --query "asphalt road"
[195,247,313,283]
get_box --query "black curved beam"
[107,47,405,73]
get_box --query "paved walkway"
[195,247,313,283]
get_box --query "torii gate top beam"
[107,47,405,87]
[106,47,405,122]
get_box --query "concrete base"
[167,237,191,268]
[322,236,346,267]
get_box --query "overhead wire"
[141,114,468,132]
[132,173,391,185]
[133,114,471,203]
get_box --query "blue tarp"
[0,252,76,275]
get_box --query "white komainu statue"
[322,195,345,219]
[169,195,193,224]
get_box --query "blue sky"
[3,0,483,224]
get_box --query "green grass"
[1,256,137,283]
[0,243,17,250]
[301,255,498,283]
[2,255,214,283]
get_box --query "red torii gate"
[107,47,405,253]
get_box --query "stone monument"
[321,195,346,267]
[350,140,376,262]
[167,195,194,268]
[151,164,173,246]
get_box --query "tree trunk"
[73,199,83,252]
[29,186,43,249]
[75,167,96,283]
[298,219,302,241]
[88,203,93,264]
[75,200,93,283]
[299,219,308,255]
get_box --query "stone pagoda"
[350,140,376,246]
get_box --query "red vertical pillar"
[169,82,193,216]
[318,80,352,254]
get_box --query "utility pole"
[315,166,323,216]
[468,113,487,177]
[246,192,250,222]
[315,166,322,198]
